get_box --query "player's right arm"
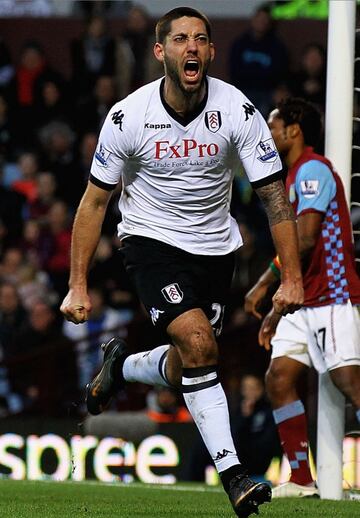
[60,182,113,324]
[61,99,131,324]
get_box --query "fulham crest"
[161,283,183,304]
[205,111,222,133]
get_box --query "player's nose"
[186,38,198,53]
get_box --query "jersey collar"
[159,78,208,127]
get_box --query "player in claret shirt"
[245,97,360,498]
[61,8,304,516]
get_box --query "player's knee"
[186,334,218,366]
[174,329,218,367]
[168,311,219,367]
[265,365,291,400]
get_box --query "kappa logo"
[95,143,111,167]
[111,110,124,131]
[243,102,255,121]
[205,111,222,133]
[214,449,232,461]
[150,307,165,325]
[144,122,171,130]
[256,139,278,163]
[300,180,319,198]
[161,283,183,304]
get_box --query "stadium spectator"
[34,75,73,132]
[75,75,117,137]
[11,151,39,203]
[0,37,14,97]
[70,14,116,100]
[0,281,27,415]
[229,2,289,116]
[13,41,46,107]
[291,43,326,111]
[245,97,360,497]
[20,219,45,270]
[11,300,78,416]
[10,40,60,151]
[0,247,24,285]
[61,7,304,517]
[146,385,192,423]
[115,5,163,98]
[38,121,84,208]
[16,262,56,311]
[28,171,57,224]
[0,165,26,249]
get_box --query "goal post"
[317,0,356,500]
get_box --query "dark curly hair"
[277,97,323,147]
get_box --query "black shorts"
[120,236,235,334]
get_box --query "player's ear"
[210,42,215,62]
[154,42,164,63]
[288,123,301,139]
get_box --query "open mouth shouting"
[184,59,200,82]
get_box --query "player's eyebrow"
[170,31,209,39]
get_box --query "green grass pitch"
[0,480,358,517]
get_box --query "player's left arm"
[233,100,303,315]
[255,179,303,316]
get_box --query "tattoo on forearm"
[255,180,295,226]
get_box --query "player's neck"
[285,142,306,168]
[163,77,207,117]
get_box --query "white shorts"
[271,300,360,373]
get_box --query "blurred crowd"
[0,1,335,426]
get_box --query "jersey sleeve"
[295,160,337,215]
[232,98,283,185]
[90,100,132,190]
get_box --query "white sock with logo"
[122,344,170,386]
[182,366,240,473]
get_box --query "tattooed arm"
[254,179,303,316]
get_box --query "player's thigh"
[306,301,360,373]
[120,236,234,337]
[192,251,235,337]
[270,310,312,368]
[329,364,360,396]
[120,236,200,330]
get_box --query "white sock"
[122,344,170,386]
[182,366,240,473]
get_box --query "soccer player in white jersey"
[245,98,360,498]
[61,7,303,517]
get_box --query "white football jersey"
[90,76,282,255]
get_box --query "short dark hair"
[155,7,211,43]
[277,97,323,147]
